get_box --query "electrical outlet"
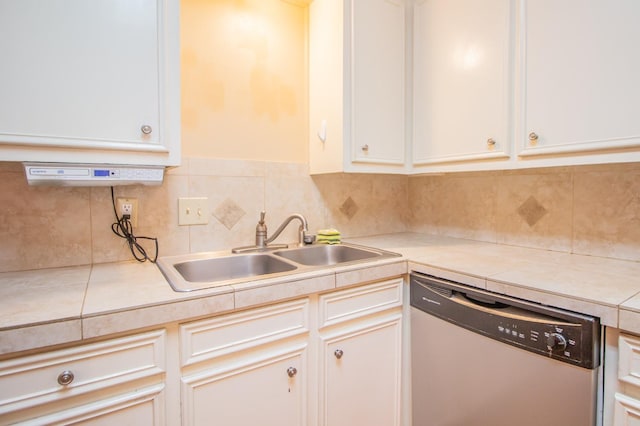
[116,197,138,227]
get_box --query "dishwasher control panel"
[410,272,600,369]
[493,315,586,365]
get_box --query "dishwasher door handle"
[414,275,576,326]
[457,292,509,309]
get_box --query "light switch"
[178,197,209,225]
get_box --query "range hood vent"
[23,163,164,186]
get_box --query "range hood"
[23,163,164,186]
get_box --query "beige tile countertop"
[0,245,406,356]
[3,232,640,357]
[349,233,640,330]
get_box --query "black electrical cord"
[110,187,158,263]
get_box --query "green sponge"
[317,228,341,244]
[317,228,341,236]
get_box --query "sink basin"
[174,254,297,282]
[157,243,400,292]
[157,253,298,292]
[273,244,382,266]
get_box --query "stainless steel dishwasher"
[410,272,601,426]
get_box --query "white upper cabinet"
[412,0,640,172]
[517,0,640,166]
[309,0,407,174]
[0,0,180,166]
[413,0,513,171]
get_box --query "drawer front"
[614,392,640,425]
[8,383,165,426]
[319,278,403,328]
[0,329,165,414]
[619,333,640,387]
[180,299,310,367]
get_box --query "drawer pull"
[57,370,74,386]
[286,367,297,378]
[334,349,344,359]
[141,124,153,135]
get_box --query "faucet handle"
[259,211,266,224]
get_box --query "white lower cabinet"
[318,279,403,426]
[614,393,640,425]
[181,346,307,426]
[178,278,404,426]
[320,319,402,426]
[178,299,310,426]
[0,330,166,425]
[0,278,404,425]
[612,332,640,425]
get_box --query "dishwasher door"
[410,274,600,426]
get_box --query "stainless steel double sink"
[157,243,401,292]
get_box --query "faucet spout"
[265,213,309,247]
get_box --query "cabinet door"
[320,316,402,426]
[309,0,406,174]
[413,0,512,169]
[348,0,405,168]
[0,0,180,166]
[519,0,640,160]
[181,345,308,426]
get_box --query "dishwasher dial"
[546,333,568,352]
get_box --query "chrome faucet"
[232,211,311,253]
[265,213,309,247]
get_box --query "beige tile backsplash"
[409,163,640,262]
[494,170,574,252]
[573,163,640,260]
[0,159,638,272]
[408,172,497,242]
